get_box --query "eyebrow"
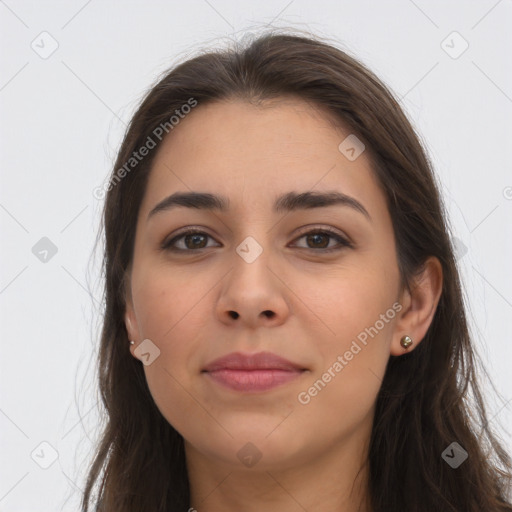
[147,190,371,221]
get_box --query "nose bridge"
[229,208,273,264]
[230,231,273,291]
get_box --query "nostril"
[229,311,239,319]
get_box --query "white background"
[1,1,511,510]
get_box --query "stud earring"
[400,335,413,349]
[130,340,135,345]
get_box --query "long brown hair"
[82,29,512,511]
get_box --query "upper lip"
[202,351,306,372]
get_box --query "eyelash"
[161,227,353,253]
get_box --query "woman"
[83,29,512,511]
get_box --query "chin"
[188,427,310,471]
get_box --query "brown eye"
[291,228,352,253]
[306,232,330,249]
[182,233,208,249]
[161,230,218,251]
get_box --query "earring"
[400,335,413,349]
[130,340,135,345]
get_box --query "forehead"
[139,98,386,220]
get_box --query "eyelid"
[292,225,351,243]
[160,226,219,251]
[290,226,353,251]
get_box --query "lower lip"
[204,369,304,392]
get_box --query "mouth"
[201,351,308,393]
[203,368,306,392]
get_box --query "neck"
[185,419,372,512]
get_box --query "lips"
[202,351,306,372]
[202,351,307,392]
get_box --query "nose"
[215,245,290,329]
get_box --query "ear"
[123,271,140,358]
[391,256,443,356]
[125,303,138,342]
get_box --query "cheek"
[303,264,397,340]
[302,267,397,399]
[133,265,212,343]
[296,288,396,439]
[133,268,215,431]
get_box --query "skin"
[124,98,443,512]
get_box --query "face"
[124,98,407,471]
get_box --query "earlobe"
[391,256,443,356]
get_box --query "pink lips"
[202,351,307,392]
